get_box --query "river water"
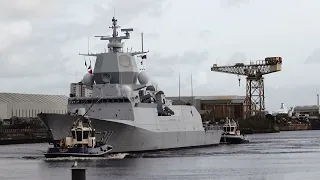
[0,130,320,180]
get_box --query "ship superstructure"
[38,17,223,153]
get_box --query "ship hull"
[220,134,250,144]
[38,113,223,153]
[44,144,113,158]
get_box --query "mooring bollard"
[71,168,86,180]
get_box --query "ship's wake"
[0,153,129,161]
[43,153,129,161]
[123,149,320,158]
[1,148,320,160]
[2,140,320,160]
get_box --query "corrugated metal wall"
[202,103,244,120]
[0,93,68,119]
[163,96,246,120]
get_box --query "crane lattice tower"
[211,57,282,118]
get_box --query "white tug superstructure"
[220,117,249,144]
[44,117,113,158]
[38,17,223,153]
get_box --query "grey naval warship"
[38,17,223,153]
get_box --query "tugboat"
[44,117,113,158]
[220,117,249,144]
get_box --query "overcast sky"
[1,0,320,112]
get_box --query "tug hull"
[44,144,113,158]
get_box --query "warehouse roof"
[294,105,319,111]
[194,95,245,101]
[0,93,68,104]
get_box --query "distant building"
[70,82,92,97]
[0,93,68,120]
[275,103,288,115]
[167,95,246,120]
[294,105,320,116]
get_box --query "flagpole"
[141,32,144,53]
[178,73,181,100]
[87,36,89,60]
[87,36,91,73]
[191,73,194,104]
[191,73,193,97]
[76,68,78,82]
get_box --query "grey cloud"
[305,48,320,64]
[198,30,211,39]
[146,51,209,78]
[0,0,166,81]
[221,0,250,7]
[106,0,164,18]
[0,0,167,95]
[133,31,159,40]
[0,0,61,20]
[1,73,73,95]
[166,51,209,65]
[144,53,176,78]
[0,33,72,78]
[226,52,248,65]
[145,51,210,96]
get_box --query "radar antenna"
[79,16,150,62]
[79,16,134,56]
[111,17,119,38]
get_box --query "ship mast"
[94,17,133,53]
[79,17,148,57]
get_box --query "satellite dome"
[121,85,132,96]
[138,71,149,85]
[82,73,94,87]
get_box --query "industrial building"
[294,105,320,116]
[0,93,68,120]
[167,95,246,120]
[0,92,246,121]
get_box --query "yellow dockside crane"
[211,57,282,118]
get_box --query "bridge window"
[83,131,89,139]
[72,131,76,139]
[76,131,82,141]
